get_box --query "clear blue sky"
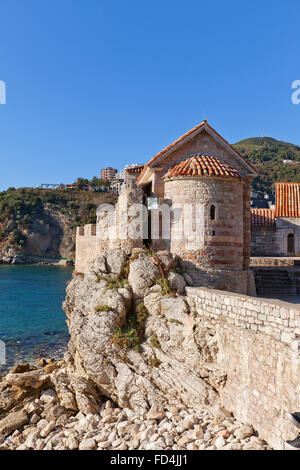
[0,0,299,191]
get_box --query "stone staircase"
[254,268,300,297]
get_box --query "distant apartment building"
[101,167,118,182]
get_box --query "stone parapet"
[186,287,300,345]
[186,286,300,449]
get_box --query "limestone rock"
[5,370,50,389]
[9,364,31,374]
[0,410,29,437]
[155,251,174,272]
[234,423,254,440]
[62,264,219,411]
[94,255,107,274]
[66,436,79,450]
[167,272,186,294]
[79,438,97,450]
[183,273,194,286]
[75,393,99,416]
[128,253,160,297]
[105,250,127,276]
[40,389,57,405]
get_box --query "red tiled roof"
[136,121,258,184]
[251,208,275,227]
[275,182,300,217]
[163,154,242,179]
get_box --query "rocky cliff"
[63,249,223,410]
[0,188,116,264]
[0,248,270,450]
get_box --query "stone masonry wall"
[251,227,277,256]
[164,177,244,270]
[251,219,300,257]
[75,185,144,273]
[186,286,300,450]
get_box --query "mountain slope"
[233,137,300,193]
[0,187,117,263]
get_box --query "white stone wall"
[186,286,300,449]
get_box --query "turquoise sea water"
[0,265,73,373]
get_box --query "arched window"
[210,205,216,221]
[287,233,295,255]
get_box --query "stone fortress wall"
[186,286,300,450]
[75,186,144,273]
[164,177,244,270]
[251,218,300,257]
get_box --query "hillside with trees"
[233,137,300,194]
[0,178,117,263]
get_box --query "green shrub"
[111,302,148,350]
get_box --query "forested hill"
[0,185,117,263]
[233,137,300,193]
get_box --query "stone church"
[251,182,300,257]
[76,121,258,294]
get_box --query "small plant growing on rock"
[150,333,161,349]
[111,302,149,350]
[94,305,111,312]
[96,275,108,284]
[116,353,129,364]
[74,271,84,277]
[123,258,130,278]
[169,318,183,326]
[148,354,162,368]
[106,277,129,291]
[112,322,140,349]
[155,276,176,296]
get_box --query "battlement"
[76,224,96,237]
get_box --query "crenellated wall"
[186,286,300,450]
[75,185,144,273]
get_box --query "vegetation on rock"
[111,302,148,350]
[0,186,117,255]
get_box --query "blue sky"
[0,0,299,191]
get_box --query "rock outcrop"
[0,248,272,450]
[63,249,225,411]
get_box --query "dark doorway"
[287,233,295,255]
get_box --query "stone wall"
[275,218,300,256]
[186,286,300,450]
[251,227,277,256]
[75,186,144,273]
[251,218,300,257]
[164,177,244,270]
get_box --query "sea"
[0,265,73,374]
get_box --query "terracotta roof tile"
[136,121,258,184]
[251,208,275,227]
[163,154,242,179]
[275,182,300,217]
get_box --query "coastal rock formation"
[0,208,75,264]
[0,188,117,264]
[0,359,269,451]
[0,249,274,450]
[63,250,224,411]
